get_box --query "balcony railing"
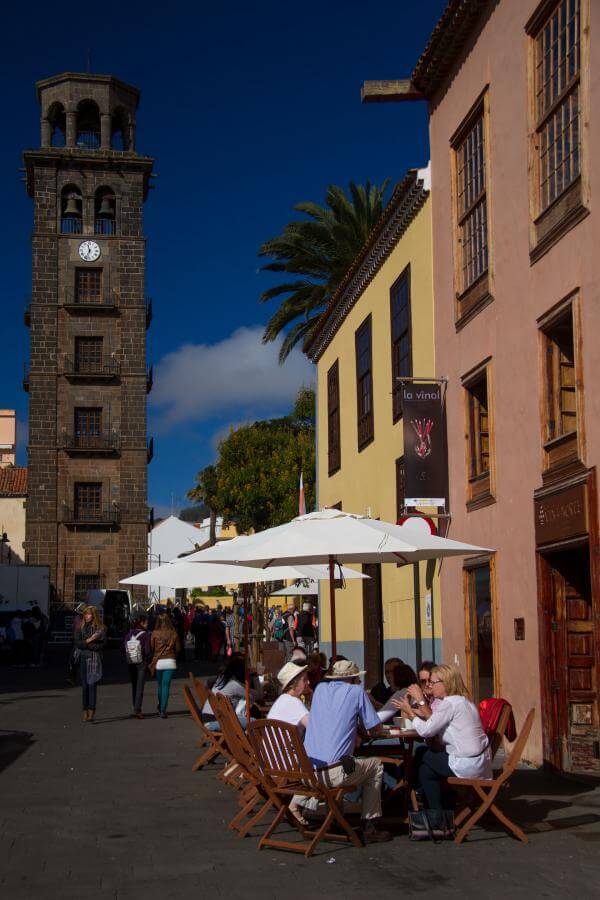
[76,131,101,150]
[146,366,153,394]
[23,366,29,392]
[94,218,115,236]
[63,357,121,378]
[63,433,120,453]
[24,303,31,327]
[61,505,121,526]
[146,298,153,328]
[147,436,154,464]
[63,289,119,310]
[61,216,83,234]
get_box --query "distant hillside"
[179,504,209,523]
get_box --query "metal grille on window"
[74,408,102,448]
[74,573,101,604]
[75,337,103,373]
[391,270,411,421]
[75,268,102,305]
[74,482,102,521]
[535,0,581,211]
[457,115,488,291]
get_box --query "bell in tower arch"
[64,194,81,216]
[98,196,115,217]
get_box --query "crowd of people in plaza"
[0,606,49,666]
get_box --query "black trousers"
[128,662,146,712]
[417,747,453,810]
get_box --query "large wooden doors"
[540,544,600,774]
[362,563,383,690]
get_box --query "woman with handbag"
[395,664,492,812]
[148,613,180,719]
[74,606,107,723]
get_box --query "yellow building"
[305,166,440,681]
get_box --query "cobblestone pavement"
[1,647,600,900]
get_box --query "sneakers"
[360,818,393,844]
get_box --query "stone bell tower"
[23,73,154,606]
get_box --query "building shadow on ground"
[0,729,36,773]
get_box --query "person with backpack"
[295,602,317,654]
[124,614,152,719]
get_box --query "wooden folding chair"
[211,693,294,838]
[489,702,513,759]
[448,708,535,845]
[182,682,232,773]
[249,719,364,857]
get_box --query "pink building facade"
[373,0,599,772]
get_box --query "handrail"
[62,505,121,524]
[63,357,121,377]
[63,433,120,451]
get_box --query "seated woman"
[369,658,416,707]
[395,663,492,810]
[201,655,261,730]
[375,662,418,723]
[268,662,310,732]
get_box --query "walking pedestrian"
[149,613,180,719]
[124,614,152,719]
[74,606,107,723]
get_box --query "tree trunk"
[209,508,217,546]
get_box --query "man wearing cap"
[303,659,392,843]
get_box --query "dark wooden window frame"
[390,265,412,423]
[327,359,341,475]
[74,481,102,520]
[538,294,584,481]
[462,360,495,511]
[463,555,499,705]
[74,573,102,605]
[355,314,374,451]
[74,407,102,448]
[395,456,405,523]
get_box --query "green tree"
[187,463,219,545]
[197,388,316,534]
[259,181,389,362]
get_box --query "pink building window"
[455,111,488,294]
[535,0,581,212]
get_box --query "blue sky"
[1,0,446,517]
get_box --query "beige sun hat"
[277,662,308,692]
[325,660,366,679]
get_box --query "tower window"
[75,269,102,305]
[74,408,102,448]
[111,107,129,151]
[75,337,103,373]
[74,482,102,521]
[48,102,66,148]
[60,185,82,234]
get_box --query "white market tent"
[121,560,365,590]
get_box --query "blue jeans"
[204,716,248,732]
[156,669,175,713]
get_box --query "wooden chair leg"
[455,789,495,844]
[258,804,288,851]
[304,807,336,857]
[229,790,260,833]
[192,744,221,772]
[238,798,275,838]
[488,802,529,844]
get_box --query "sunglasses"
[419,678,431,685]
[429,679,444,685]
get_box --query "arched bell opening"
[76,99,101,149]
[60,184,83,234]
[94,186,116,236]
[48,102,66,148]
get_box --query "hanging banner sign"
[401,382,447,507]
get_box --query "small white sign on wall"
[425,590,432,629]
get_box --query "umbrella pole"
[329,555,337,659]
[243,585,250,723]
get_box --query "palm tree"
[259,180,390,362]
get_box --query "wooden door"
[543,545,599,775]
[362,563,383,689]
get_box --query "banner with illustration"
[401,382,447,508]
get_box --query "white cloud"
[150,326,314,430]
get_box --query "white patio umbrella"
[184,509,493,656]
[270,582,318,597]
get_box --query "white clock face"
[79,240,101,262]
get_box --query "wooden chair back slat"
[489,703,512,758]
[249,719,316,784]
[211,693,257,775]
[500,707,535,779]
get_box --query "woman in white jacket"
[395,664,492,810]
